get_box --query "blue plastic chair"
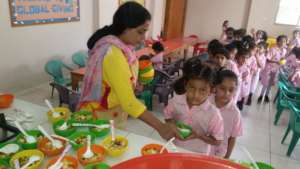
[45,59,73,97]
[72,51,88,68]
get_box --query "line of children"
[164,58,242,158]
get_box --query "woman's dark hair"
[214,69,238,86]
[212,47,230,59]
[276,35,287,43]
[87,2,151,49]
[152,41,164,53]
[139,55,151,61]
[173,58,215,94]
[225,43,237,52]
[208,39,223,53]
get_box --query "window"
[275,0,300,26]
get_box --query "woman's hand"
[157,123,182,140]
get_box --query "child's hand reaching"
[222,20,229,31]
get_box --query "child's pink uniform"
[260,47,287,86]
[249,53,267,93]
[290,38,300,48]
[237,62,251,99]
[290,68,300,88]
[164,94,224,154]
[286,54,298,73]
[226,60,240,76]
[210,97,243,157]
[225,60,240,102]
[150,52,164,70]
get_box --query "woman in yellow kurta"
[78,2,179,140]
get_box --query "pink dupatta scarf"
[78,35,137,107]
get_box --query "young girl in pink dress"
[236,47,251,110]
[258,35,288,103]
[288,47,300,88]
[210,70,243,158]
[289,30,300,50]
[150,41,165,70]
[164,58,224,154]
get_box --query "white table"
[1,98,192,168]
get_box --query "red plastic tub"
[111,153,248,169]
[0,94,14,108]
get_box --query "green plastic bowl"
[89,120,110,137]
[16,130,42,149]
[71,111,94,123]
[176,122,192,139]
[0,159,9,169]
[68,131,95,150]
[84,163,110,169]
[256,162,274,169]
[53,119,76,137]
[234,160,274,169]
[0,142,21,162]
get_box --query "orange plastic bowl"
[110,153,249,169]
[141,144,168,156]
[37,137,66,157]
[0,94,14,108]
[46,155,78,169]
[77,144,105,166]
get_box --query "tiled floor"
[15,82,300,169]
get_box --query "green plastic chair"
[281,100,300,156]
[72,51,88,68]
[274,81,300,125]
[45,59,73,97]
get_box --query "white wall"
[184,0,250,40]
[184,0,300,40]
[0,0,94,92]
[96,0,165,39]
[247,0,298,38]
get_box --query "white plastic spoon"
[72,123,110,129]
[0,144,19,154]
[45,99,60,118]
[14,159,20,169]
[38,125,63,148]
[160,137,175,153]
[48,144,71,169]
[20,155,40,169]
[83,135,94,159]
[110,120,115,142]
[14,121,36,144]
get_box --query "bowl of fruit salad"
[102,136,128,157]
[47,155,78,169]
[84,163,110,169]
[176,122,192,139]
[37,137,66,156]
[69,131,95,150]
[10,149,44,169]
[71,111,94,123]
[53,119,76,137]
[47,107,70,123]
[89,120,110,137]
[77,144,106,166]
[0,142,21,162]
[141,144,168,156]
[16,130,43,149]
